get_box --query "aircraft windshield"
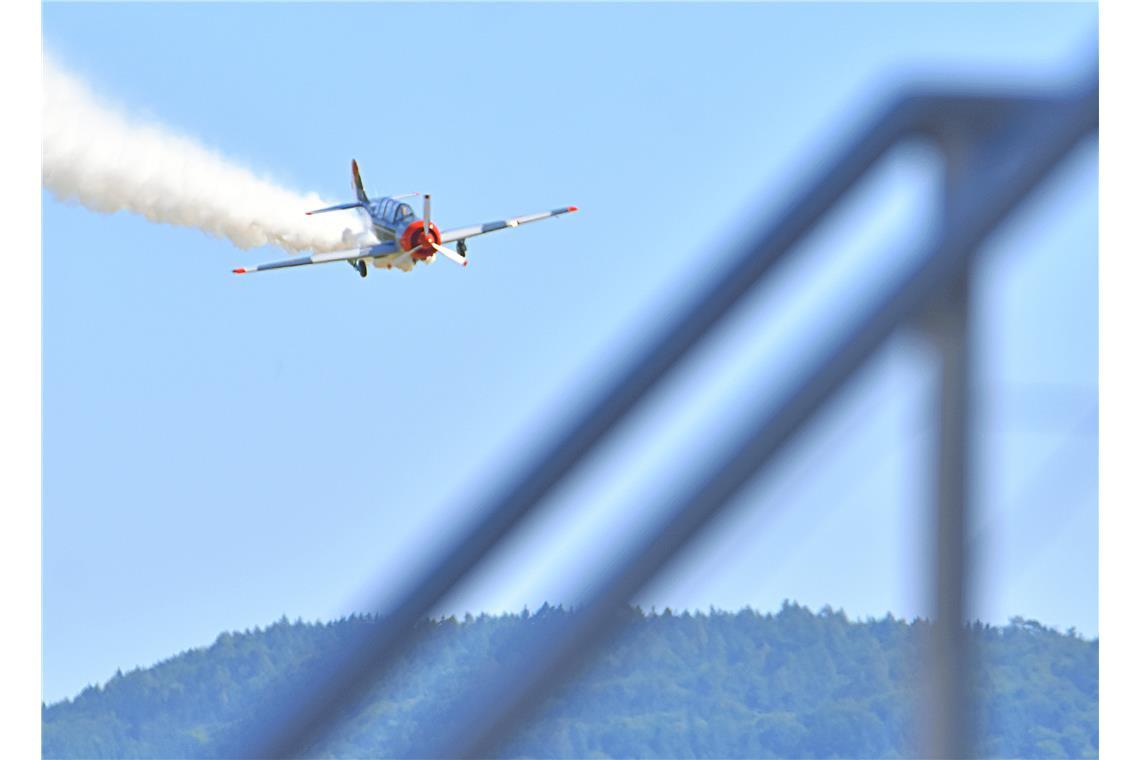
[397,204,415,221]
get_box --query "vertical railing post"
[925,273,974,758]
[922,127,976,759]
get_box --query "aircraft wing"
[233,242,399,274]
[438,206,578,245]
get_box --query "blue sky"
[42,2,1097,704]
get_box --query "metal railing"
[242,66,1098,759]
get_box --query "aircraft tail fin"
[352,159,369,203]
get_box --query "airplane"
[233,160,578,277]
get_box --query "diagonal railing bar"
[425,77,1097,759]
[247,70,1096,758]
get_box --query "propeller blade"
[431,242,468,267]
[423,193,432,232]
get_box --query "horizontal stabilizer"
[306,201,366,216]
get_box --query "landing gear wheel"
[356,260,368,278]
[457,239,468,258]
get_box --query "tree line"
[43,602,1098,758]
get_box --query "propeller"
[431,242,468,267]
[421,193,467,266]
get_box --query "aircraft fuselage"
[364,197,441,267]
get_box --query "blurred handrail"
[247,69,1098,759]
[427,73,1097,760]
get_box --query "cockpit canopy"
[375,198,418,225]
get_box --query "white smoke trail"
[42,55,372,254]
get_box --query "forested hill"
[43,603,1097,759]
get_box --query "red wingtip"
[305,211,313,216]
[233,268,247,274]
[568,205,579,212]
